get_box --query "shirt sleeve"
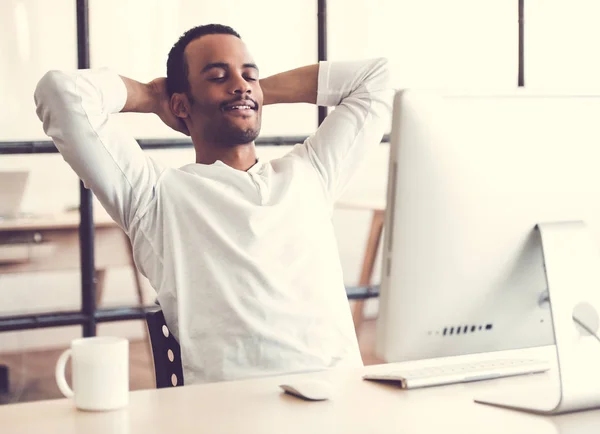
[34,68,164,232]
[290,58,393,203]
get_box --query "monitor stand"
[475,221,600,414]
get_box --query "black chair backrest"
[145,308,184,388]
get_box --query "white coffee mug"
[55,336,129,411]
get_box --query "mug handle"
[55,348,74,398]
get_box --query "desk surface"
[0,210,116,232]
[0,209,128,270]
[335,199,386,212]
[2,201,387,231]
[2,346,600,434]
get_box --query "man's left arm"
[260,64,319,105]
[261,59,393,202]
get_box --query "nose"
[229,72,251,95]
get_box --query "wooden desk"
[336,200,386,333]
[2,347,599,433]
[0,211,143,305]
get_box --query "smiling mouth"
[223,104,255,111]
[221,98,258,112]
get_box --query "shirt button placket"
[248,172,267,205]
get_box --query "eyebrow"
[201,62,259,73]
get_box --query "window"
[526,0,600,88]
[0,0,76,141]
[329,0,517,93]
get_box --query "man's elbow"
[362,58,393,118]
[370,57,392,91]
[34,70,72,109]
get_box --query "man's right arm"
[34,69,177,232]
[120,76,189,135]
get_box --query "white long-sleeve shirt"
[34,58,392,384]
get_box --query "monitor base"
[475,221,600,414]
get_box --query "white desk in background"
[2,346,600,434]
[0,210,144,305]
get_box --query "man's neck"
[195,142,258,172]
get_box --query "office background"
[1,0,599,400]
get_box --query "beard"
[214,122,261,147]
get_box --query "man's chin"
[217,127,260,147]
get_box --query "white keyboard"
[363,358,550,389]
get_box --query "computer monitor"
[376,89,600,363]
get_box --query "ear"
[170,93,190,119]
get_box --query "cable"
[572,315,600,346]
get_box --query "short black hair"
[166,24,241,97]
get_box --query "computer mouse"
[279,379,333,401]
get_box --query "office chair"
[145,307,184,388]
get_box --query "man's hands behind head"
[148,78,190,136]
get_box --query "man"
[35,24,392,384]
